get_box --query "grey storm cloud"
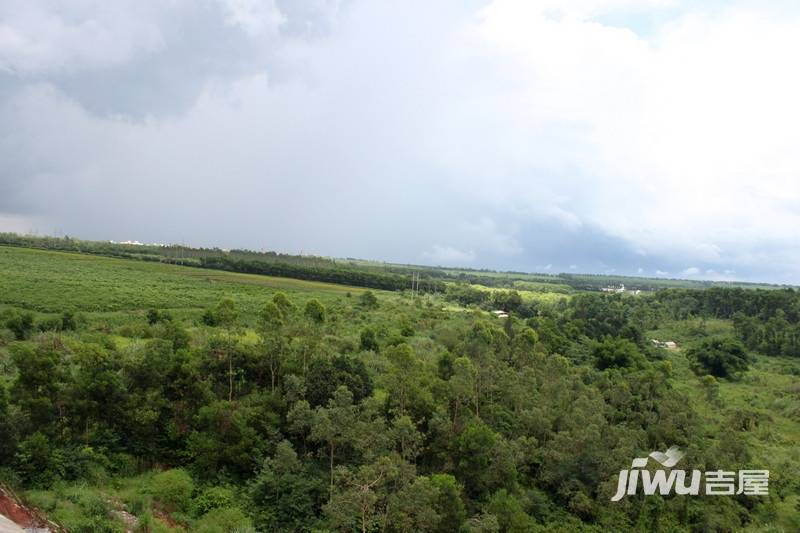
[0,0,342,117]
[1,0,800,283]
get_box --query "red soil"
[0,485,62,531]
[0,489,39,528]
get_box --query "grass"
[25,476,187,533]
[647,320,800,531]
[0,245,369,314]
[469,283,572,305]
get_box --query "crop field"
[0,246,369,314]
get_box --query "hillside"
[0,244,798,531]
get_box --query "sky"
[2,0,800,283]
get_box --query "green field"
[0,245,369,314]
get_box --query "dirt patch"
[0,491,39,528]
[154,508,185,529]
[0,485,63,532]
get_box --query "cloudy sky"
[2,0,799,283]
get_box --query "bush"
[272,292,295,317]
[687,337,751,379]
[147,309,172,325]
[192,486,236,517]
[202,299,238,328]
[359,291,378,309]
[0,328,15,346]
[6,311,34,340]
[61,311,77,331]
[37,316,63,332]
[304,299,326,324]
[360,327,379,352]
[154,321,191,351]
[14,432,65,487]
[592,337,644,370]
[150,469,195,513]
[194,507,254,533]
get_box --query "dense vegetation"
[0,245,799,532]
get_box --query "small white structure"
[601,284,627,293]
[601,284,643,295]
[491,310,509,319]
[651,339,677,349]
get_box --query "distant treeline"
[558,272,787,291]
[198,256,446,292]
[655,286,800,320]
[0,233,445,293]
[655,287,800,357]
[0,233,169,262]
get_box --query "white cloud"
[2,0,800,281]
[450,0,800,278]
[220,0,285,37]
[0,0,164,74]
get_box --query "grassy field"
[0,246,369,314]
[468,283,572,305]
[647,320,800,531]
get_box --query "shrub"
[146,309,172,325]
[37,316,63,332]
[194,507,254,533]
[0,328,15,346]
[150,469,195,513]
[360,327,379,352]
[202,299,238,328]
[61,311,77,331]
[592,337,644,370]
[272,292,295,317]
[359,291,378,309]
[14,432,65,487]
[687,337,751,379]
[304,299,326,324]
[192,486,236,517]
[6,311,34,340]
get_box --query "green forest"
[0,244,799,532]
